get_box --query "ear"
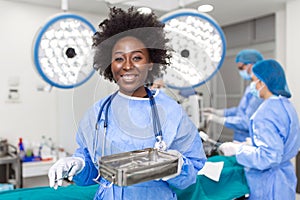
[257,80,264,87]
[247,64,253,73]
[148,62,154,71]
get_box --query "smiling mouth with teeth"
[121,74,137,77]
[120,74,139,81]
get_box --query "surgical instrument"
[54,164,75,182]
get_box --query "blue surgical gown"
[224,85,263,142]
[72,90,207,200]
[236,96,300,200]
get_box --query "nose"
[123,59,133,70]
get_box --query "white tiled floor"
[297,193,300,200]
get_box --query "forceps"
[54,164,75,182]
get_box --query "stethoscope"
[94,87,167,160]
[92,87,167,187]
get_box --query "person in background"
[151,77,202,129]
[219,59,300,199]
[150,76,165,90]
[204,49,264,142]
[48,7,206,200]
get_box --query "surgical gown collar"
[117,89,159,100]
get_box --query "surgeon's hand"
[203,107,224,116]
[162,150,183,181]
[245,137,252,146]
[218,142,242,156]
[204,113,225,125]
[48,157,85,189]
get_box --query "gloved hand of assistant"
[203,107,224,116]
[203,113,225,125]
[162,150,183,181]
[48,157,85,189]
[218,142,243,156]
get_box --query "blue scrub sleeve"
[73,122,98,186]
[73,147,99,186]
[224,115,249,132]
[165,113,207,190]
[166,138,206,190]
[223,86,263,137]
[224,107,238,117]
[236,119,284,170]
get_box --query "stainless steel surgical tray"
[98,148,179,186]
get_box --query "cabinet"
[22,159,56,188]
[0,145,22,188]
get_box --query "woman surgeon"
[48,7,206,200]
[219,59,300,199]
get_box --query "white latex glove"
[48,157,85,189]
[233,137,252,146]
[162,150,183,181]
[203,107,224,116]
[218,142,242,156]
[203,113,225,125]
[245,137,253,145]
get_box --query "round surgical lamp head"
[33,13,96,89]
[159,9,226,90]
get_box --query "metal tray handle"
[93,171,115,188]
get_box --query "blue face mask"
[239,70,252,80]
[250,81,264,98]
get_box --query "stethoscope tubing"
[94,87,164,159]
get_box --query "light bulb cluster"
[33,14,96,88]
[160,10,226,89]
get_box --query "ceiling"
[6,0,290,26]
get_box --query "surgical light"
[33,13,96,89]
[159,9,226,89]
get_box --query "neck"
[120,86,147,97]
[262,89,273,99]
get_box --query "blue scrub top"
[224,85,263,142]
[236,96,300,200]
[73,90,207,200]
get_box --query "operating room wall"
[0,0,111,153]
[286,0,300,119]
[271,0,300,131]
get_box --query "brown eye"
[114,57,123,62]
[238,64,247,70]
[133,56,142,61]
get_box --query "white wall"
[0,1,111,153]
[275,8,286,67]
[273,0,300,122]
[286,0,300,116]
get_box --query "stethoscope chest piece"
[154,140,167,151]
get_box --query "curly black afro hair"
[92,7,172,84]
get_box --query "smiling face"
[111,36,153,97]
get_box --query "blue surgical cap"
[252,59,291,98]
[235,49,264,64]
